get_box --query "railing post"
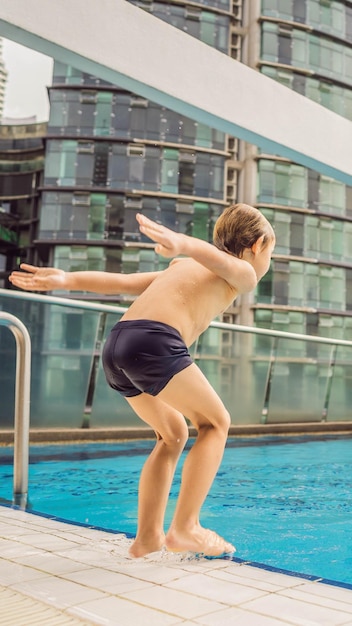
[0,312,31,508]
[261,336,279,424]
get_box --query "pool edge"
[1,501,352,593]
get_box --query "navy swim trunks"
[102,319,193,397]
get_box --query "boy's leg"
[157,363,234,556]
[125,394,188,557]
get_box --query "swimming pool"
[1,434,351,586]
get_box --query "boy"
[10,203,275,558]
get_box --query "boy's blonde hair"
[213,203,274,258]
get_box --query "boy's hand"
[137,213,184,258]
[9,264,66,292]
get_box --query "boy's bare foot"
[128,532,166,558]
[165,527,235,557]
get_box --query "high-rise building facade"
[36,0,352,344]
[0,121,46,288]
[245,0,352,345]
[37,0,241,305]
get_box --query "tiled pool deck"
[1,505,352,626]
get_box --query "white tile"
[300,582,352,606]
[232,564,308,588]
[113,561,193,584]
[242,592,352,625]
[121,584,225,619]
[280,587,352,615]
[208,567,282,593]
[12,532,82,551]
[0,558,46,585]
[64,566,154,593]
[10,575,106,609]
[70,595,180,626]
[167,572,267,605]
[0,538,42,559]
[14,552,93,575]
[197,606,294,626]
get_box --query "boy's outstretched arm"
[137,213,258,293]
[9,263,159,295]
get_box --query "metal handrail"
[1,287,352,347]
[0,312,31,508]
[1,288,352,425]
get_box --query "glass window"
[319,177,345,214]
[293,0,306,23]
[93,143,109,187]
[346,6,352,42]
[331,219,343,261]
[88,194,106,239]
[193,202,209,239]
[131,106,147,136]
[290,213,304,255]
[319,266,333,308]
[44,145,62,183]
[257,265,273,303]
[181,118,196,144]
[261,0,277,17]
[290,164,307,206]
[273,261,289,305]
[109,145,128,189]
[95,92,112,136]
[344,47,352,82]
[345,222,352,258]
[76,152,94,186]
[289,261,305,306]
[60,141,76,185]
[49,98,66,128]
[144,147,161,190]
[200,11,216,48]
[179,161,195,195]
[309,35,321,69]
[320,219,334,259]
[331,1,344,36]
[262,22,278,62]
[305,215,319,257]
[346,269,352,309]
[39,204,60,233]
[307,0,320,27]
[112,95,131,138]
[161,148,179,193]
[80,102,95,134]
[258,160,275,203]
[146,105,161,140]
[264,209,287,254]
[292,30,307,66]
[306,264,319,307]
[196,123,212,147]
[129,153,144,185]
[278,32,292,65]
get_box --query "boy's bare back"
[121,257,238,347]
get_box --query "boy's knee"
[163,422,189,449]
[198,409,231,437]
[219,410,231,436]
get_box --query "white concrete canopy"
[1,0,351,185]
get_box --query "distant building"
[0,39,7,120]
[0,120,46,287]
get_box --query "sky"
[2,38,53,122]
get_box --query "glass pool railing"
[1,287,352,428]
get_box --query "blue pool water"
[1,435,352,586]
